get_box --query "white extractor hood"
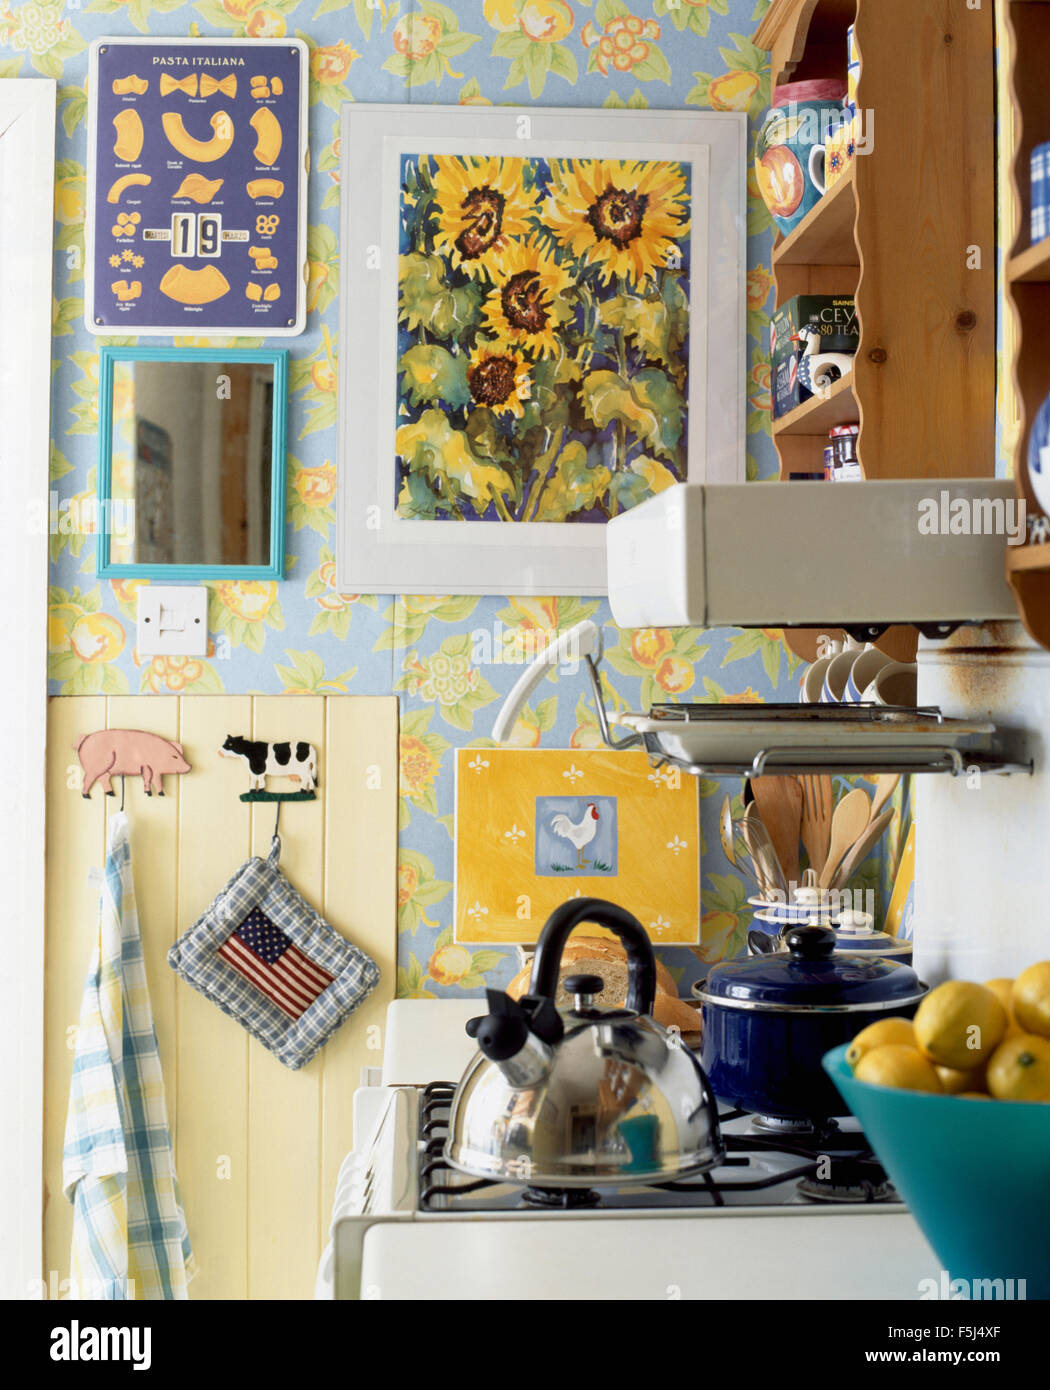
[606,481,1020,632]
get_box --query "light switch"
[136,585,209,657]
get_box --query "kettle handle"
[528,897,657,1016]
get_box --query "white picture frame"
[337,104,746,596]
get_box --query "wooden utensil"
[868,773,901,824]
[719,794,736,865]
[831,808,895,889]
[798,773,833,877]
[751,775,803,886]
[818,788,871,889]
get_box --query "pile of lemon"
[845,961,1050,1102]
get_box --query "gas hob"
[418,1082,901,1215]
[320,1001,939,1300]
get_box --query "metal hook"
[273,798,281,839]
[120,775,126,812]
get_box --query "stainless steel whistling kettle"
[444,898,724,1190]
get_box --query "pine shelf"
[1007,237,1050,285]
[772,374,858,437]
[755,0,994,485]
[1006,544,1050,576]
[1002,0,1050,648]
[772,164,858,269]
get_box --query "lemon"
[913,980,1007,1069]
[1012,962,1050,1039]
[984,978,1023,1037]
[846,1017,916,1069]
[936,1063,987,1095]
[986,1034,1050,1102]
[853,1044,943,1093]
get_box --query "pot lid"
[701,924,923,1008]
[832,910,910,954]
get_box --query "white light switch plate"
[136,585,209,657]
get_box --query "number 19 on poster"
[171,213,222,259]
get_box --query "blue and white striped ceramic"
[1032,141,1050,245]
[843,645,892,703]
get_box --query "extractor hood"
[606,480,1020,634]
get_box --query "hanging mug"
[755,79,848,236]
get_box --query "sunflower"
[466,344,532,418]
[544,158,690,288]
[431,155,540,280]
[481,235,574,358]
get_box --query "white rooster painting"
[536,796,618,876]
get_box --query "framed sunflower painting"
[338,105,746,594]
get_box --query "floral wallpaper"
[6,0,898,999]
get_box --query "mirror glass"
[106,357,276,568]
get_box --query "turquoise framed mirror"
[96,346,288,580]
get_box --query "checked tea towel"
[63,812,195,1300]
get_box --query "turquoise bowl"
[824,1044,1050,1299]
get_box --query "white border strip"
[0,76,56,1299]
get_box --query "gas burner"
[796,1155,896,1205]
[523,1186,602,1210]
[750,1113,818,1135]
[797,1176,897,1204]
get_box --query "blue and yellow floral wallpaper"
[6,0,899,998]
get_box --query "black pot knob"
[465,1016,483,1038]
[564,974,604,997]
[785,924,837,960]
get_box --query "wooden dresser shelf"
[772,375,857,436]
[1007,237,1050,284]
[1006,544,1050,576]
[1002,0,1050,649]
[772,165,858,269]
[1007,549,1050,651]
[757,0,994,488]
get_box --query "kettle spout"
[470,989,558,1089]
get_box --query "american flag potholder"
[168,836,379,1070]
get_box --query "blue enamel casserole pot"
[694,924,928,1121]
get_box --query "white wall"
[0,77,56,1299]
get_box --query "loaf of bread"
[506,935,701,1035]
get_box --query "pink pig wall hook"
[74,730,192,799]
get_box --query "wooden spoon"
[868,773,901,824]
[832,808,895,889]
[798,773,833,877]
[752,775,803,886]
[818,788,871,889]
[719,794,736,864]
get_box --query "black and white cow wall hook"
[220,734,319,802]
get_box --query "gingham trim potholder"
[167,836,379,1070]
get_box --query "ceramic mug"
[861,661,918,708]
[799,655,833,703]
[822,104,855,192]
[843,645,893,703]
[755,79,848,237]
[819,648,859,704]
[847,23,860,110]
